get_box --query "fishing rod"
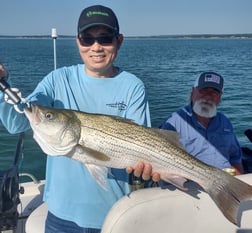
[0,28,58,109]
[0,73,26,231]
[0,77,21,105]
[0,31,58,229]
[0,28,58,111]
[0,75,29,113]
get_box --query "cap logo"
[204,74,220,84]
[86,11,109,17]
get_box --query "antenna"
[51,28,57,70]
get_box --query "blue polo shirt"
[160,104,242,169]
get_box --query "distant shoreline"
[0,33,252,39]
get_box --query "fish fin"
[207,169,252,226]
[73,145,111,161]
[161,174,188,190]
[113,116,137,124]
[85,164,108,190]
[152,129,184,150]
[68,146,109,190]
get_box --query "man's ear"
[117,34,124,50]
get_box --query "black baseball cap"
[77,5,119,35]
[194,71,224,92]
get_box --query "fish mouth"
[24,104,41,125]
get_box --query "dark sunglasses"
[78,33,117,47]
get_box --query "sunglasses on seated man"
[78,32,118,47]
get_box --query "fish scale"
[79,114,212,183]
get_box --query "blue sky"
[1,0,251,36]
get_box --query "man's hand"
[126,162,160,182]
[0,64,8,80]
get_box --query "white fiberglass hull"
[11,174,252,233]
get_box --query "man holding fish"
[2,5,252,231]
[0,5,159,233]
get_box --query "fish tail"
[207,170,252,226]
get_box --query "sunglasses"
[78,33,117,47]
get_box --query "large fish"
[24,104,252,226]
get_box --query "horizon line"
[0,33,252,38]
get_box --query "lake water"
[1,37,252,180]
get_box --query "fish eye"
[45,112,53,119]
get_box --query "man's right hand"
[0,64,8,80]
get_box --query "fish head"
[24,104,81,156]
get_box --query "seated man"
[160,71,243,175]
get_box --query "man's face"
[192,87,221,118]
[76,26,123,77]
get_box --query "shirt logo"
[106,101,127,112]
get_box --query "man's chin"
[197,111,216,118]
[193,104,217,118]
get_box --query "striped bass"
[24,104,252,226]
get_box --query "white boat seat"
[25,174,252,233]
[25,202,47,233]
[101,174,252,233]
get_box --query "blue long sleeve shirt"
[160,104,242,169]
[0,64,151,228]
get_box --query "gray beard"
[193,99,217,118]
